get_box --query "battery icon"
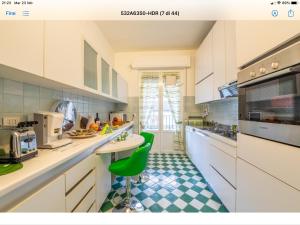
[291,1,298,4]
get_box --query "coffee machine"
[33,112,72,149]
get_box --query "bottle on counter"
[94,113,102,131]
[95,113,100,123]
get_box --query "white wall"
[114,50,196,97]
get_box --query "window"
[139,71,182,131]
[140,72,160,130]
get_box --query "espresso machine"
[33,112,72,149]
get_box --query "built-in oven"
[238,40,300,147]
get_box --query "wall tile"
[39,98,57,111]
[0,94,3,113]
[40,87,54,99]
[3,94,23,113]
[24,97,39,113]
[4,79,23,96]
[0,78,3,93]
[0,77,117,124]
[23,83,40,97]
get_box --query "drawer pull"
[210,164,236,190]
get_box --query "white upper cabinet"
[196,31,213,83]
[236,21,300,68]
[195,21,236,104]
[0,21,44,76]
[44,21,84,89]
[84,41,98,90]
[212,21,226,101]
[112,68,118,98]
[101,58,111,95]
[225,21,237,83]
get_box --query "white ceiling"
[96,21,214,52]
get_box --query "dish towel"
[0,163,23,176]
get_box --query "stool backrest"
[126,142,151,176]
[140,132,155,148]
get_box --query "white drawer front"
[65,154,96,192]
[208,138,236,158]
[237,133,300,190]
[208,165,236,212]
[73,186,96,212]
[88,202,97,212]
[237,159,300,212]
[209,143,236,187]
[66,169,96,212]
[10,175,65,212]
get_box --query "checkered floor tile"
[100,153,228,213]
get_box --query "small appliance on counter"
[0,121,38,163]
[33,112,72,149]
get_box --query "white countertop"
[0,122,134,202]
[96,134,144,154]
[186,125,237,147]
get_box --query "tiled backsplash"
[116,97,139,133]
[184,96,238,126]
[117,96,238,133]
[0,77,116,126]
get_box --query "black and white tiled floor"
[100,153,228,213]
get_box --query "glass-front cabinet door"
[84,41,98,90]
[112,69,118,98]
[101,58,110,95]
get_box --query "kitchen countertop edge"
[0,122,134,210]
[186,125,237,147]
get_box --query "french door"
[139,70,184,154]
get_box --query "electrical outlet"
[3,116,21,127]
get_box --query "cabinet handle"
[195,131,209,137]
[210,164,236,189]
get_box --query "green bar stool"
[109,143,151,212]
[140,132,155,148]
[135,132,154,184]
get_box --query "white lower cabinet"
[96,153,112,211]
[209,143,236,187]
[10,175,65,212]
[66,169,96,212]
[237,133,300,190]
[72,185,96,213]
[65,154,96,193]
[208,165,236,212]
[236,158,300,212]
[207,138,237,212]
[65,154,97,212]
[185,126,237,212]
[8,151,111,212]
[186,129,211,179]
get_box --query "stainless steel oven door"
[238,64,300,147]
